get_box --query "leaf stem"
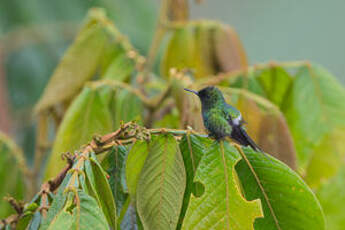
[140,0,170,82]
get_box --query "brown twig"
[32,113,49,194]
[3,197,24,214]
[0,214,18,230]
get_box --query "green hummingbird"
[184,86,262,152]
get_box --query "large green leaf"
[46,190,109,230]
[182,141,262,230]
[44,87,113,179]
[228,63,345,185]
[84,154,117,229]
[34,17,108,113]
[304,128,345,187]
[283,65,345,168]
[136,135,186,230]
[316,165,345,230]
[235,147,325,230]
[177,134,211,229]
[229,67,292,108]
[0,133,26,218]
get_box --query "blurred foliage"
[0,133,27,218]
[1,1,345,229]
[0,0,157,161]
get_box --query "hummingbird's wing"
[223,104,261,150]
[204,110,232,140]
[230,125,262,151]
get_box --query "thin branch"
[32,113,49,193]
[0,122,208,228]
[88,80,152,106]
[3,197,24,214]
[89,79,172,110]
[140,0,170,82]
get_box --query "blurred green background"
[0,0,344,160]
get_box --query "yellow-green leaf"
[0,132,26,218]
[316,165,345,230]
[34,21,108,113]
[236,147,325,230]
[44,87,113,180]
[182,141,263,230]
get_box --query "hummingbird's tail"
[231,126,273,162]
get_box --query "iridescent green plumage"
[184,86,261,151]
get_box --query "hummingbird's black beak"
[184,88,198,96]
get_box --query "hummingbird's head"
[184,86,225,108]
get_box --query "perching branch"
[0,121,205,229]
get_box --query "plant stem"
[140,0,170,82]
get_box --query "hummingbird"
[184,86,262,152]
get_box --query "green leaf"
[44,192,75,230]
[228,63,345,185]
[316,165,345,230]
[16,214,33,230]
[230,67,292,108]
[99,41,126,76]
[46,190,109,230]
[101,146,129,212]
[120,201,142,230]
[126,141,149,197]
[161,25,195,78]
[84,155,117,229]
[102,53,135,81]
[16,203,39,230]
[177,134,211,229]
[0,133,26,218]
[235,147,325,230]
[283,65,345,167]
[44,87,113,180]
[182,141,262,230]
[40,174,71,229]
[255,67,292,107]
[27,211,41,230]
[304,128,345,187]
[72,190,109,230]
[46,208,75,230]
[113,89,143,129]
[136,135,186,230]
[34,21,108,113]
